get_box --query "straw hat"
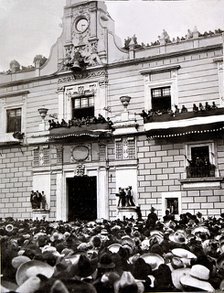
[180,264,214,292]
[114,271,144,293]
[171,248,197,259]
[11,255,31,269]
[108,243,122,253]
[16,260,54,286]
[16,276,41,293]
[50,280,69,293]
[169,230,187,244]
[171,268,190,290]
[192,226,210,236]
[140,253,164,271]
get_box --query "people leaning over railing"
[138,101,218,123]
[48,114,113,130]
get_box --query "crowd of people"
[139,101,218,123]
[48,114,113,130]
[1,209,224,292]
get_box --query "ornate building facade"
[0,0,224,221]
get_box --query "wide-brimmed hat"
[16,260,54,286]
[64,252,82,265]
[132,257,152,280]
[50,280,69,293]
[167,256,185,271]
[121,235,135,247]
[192,226,210,237]
[172,268,190,290]
[16,276,41,293]
[171,248,197,259]
[114,271,144,293]
[54,279,97,293]
[98,252,115,269]
[180,264,214,292]
[149,230,164,244]
[108,243,122,253]
[11,255,31,269]
[140,239,150,251]
[140,253,164,271]
[50,231,64,242]
[217,254,224,269]
[169,230,187,244]
[73,254,97,278]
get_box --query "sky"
[0,0,224,72]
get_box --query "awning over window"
[49,124,112,140]
[144,109,224,139]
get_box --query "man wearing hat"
[146,207,158,229]
[126,186,135,207]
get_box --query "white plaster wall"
[33,173,51,209]
[115,167,138,205]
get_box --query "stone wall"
[0,146,33,219]
[108,135,224,220]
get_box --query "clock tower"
[61,0,127,71]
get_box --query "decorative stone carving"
[65,83,97,98]
[57,70,106,85]
[71,145,89,162]
[75,163,85,176]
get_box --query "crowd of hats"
[2,212,224,292]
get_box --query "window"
[151,86,171,112]
[166,198,179,214]
[7,108,21,133]
[162,192,182,217]
[115,137,136,160]
[186,143,216,178]
[72,95,94,119]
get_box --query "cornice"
[0,90,30,98]
[0,44,222,88]
[107,43,223,70]
[139,64,181,75]
[0,73,58,89]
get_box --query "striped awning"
[144,111,224,139]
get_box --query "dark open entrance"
[67,176,97,221]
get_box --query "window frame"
[161,192,182,218]
[143,73,178,113]
[3,103,25,135]
[71,94,94,119]
[6,107,22,133]
[185,141,218,178]
[151,86,171,112]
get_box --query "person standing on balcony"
[126,186,135,206]
[116,187,126,207]
[41,191,47,210]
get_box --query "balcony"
[49,116,113,141]
[186,164,216,178]
[143,107,224,140]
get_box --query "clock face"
[76,18,89,33]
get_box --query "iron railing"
[186,164,216,178]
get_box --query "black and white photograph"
[0,0,224,292]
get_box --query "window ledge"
[139,64,181,75]
[0,133,21,146]
[180,177,223,190]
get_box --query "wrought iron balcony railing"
[186,164,216,178]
